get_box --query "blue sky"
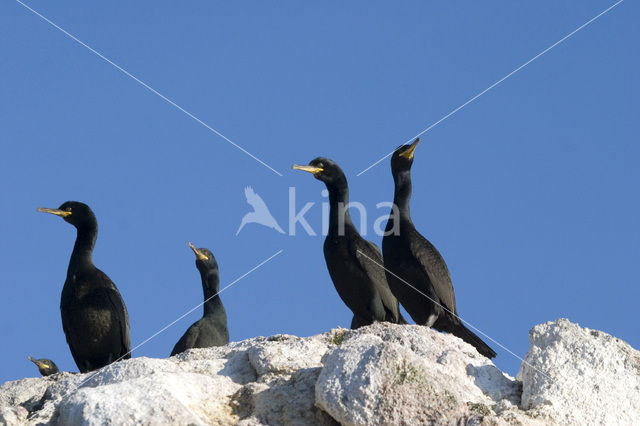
[1,1,638,383]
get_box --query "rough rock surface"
[517,318,640,425]
[315,326,524,425]
[0,319,637,425]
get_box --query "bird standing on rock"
[382,139,496,358]
[293,158,405,329]
[38,201,131,372]
[171,243,229,356]
[28,356,59,376]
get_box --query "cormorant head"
[390,138,420,175]
[292,157,347,188]
[37,201,97,230]
[188,243,218,276]
[28,356,59,377]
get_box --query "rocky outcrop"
[517,319,640,425]
[0,319,638,425]
[315,325,525,425]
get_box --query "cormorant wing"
[61,313,83,371]
[60,270,131,370]
[93,270,132,360]
[171,322,200,356]
[410,231,457,315]
[353,237,402,322]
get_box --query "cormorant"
[27,356,59,376]
[38,201,131,372]
[171,243,229,356]
[382,139,496,358]
[293,158,405,328]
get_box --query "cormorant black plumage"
[293,158,405,328]
[382,140,496,358]
[28,356,59,376]
[171,243,229,356]
[38,201,131,372]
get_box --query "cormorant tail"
[452,324,496,358]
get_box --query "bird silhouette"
[236,186,285,235]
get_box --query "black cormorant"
[28,356,59,376]
[382,139,496,358]
[293,158,405,328]
[38,201,131,372]
[171,243,229,356]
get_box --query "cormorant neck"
[201,270,221,316]
[68,223,97,274]
[326,177,354,234]
[392,169,413,219]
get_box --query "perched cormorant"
[382,139,496,358]
[293,158,405,328]
[171,243,229,356]
[38,201,131,372]
[28,356,59,376]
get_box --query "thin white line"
[62,249,283,396]
[14,0,283,177]
[357,0,624,176]
[356,249,551,380]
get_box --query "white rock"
[315,323,523,425]
[233,368,337,425]
[518,318,640,425]
[0,406,28,424]
[246,334,327,377]
[0,376,49,412]
[0,319,636,425]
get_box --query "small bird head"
[188,243,218,273]
[37,201,97,230]
[28,356,59,377]
[390,138,420,174]
[188,243,219,294]
[292,157,346,187]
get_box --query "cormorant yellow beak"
[37,207,72,218]
[27,356,46,368]
[292,164,324,175]
[188,242,209,261]
[399,138,420,160]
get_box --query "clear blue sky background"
[1,1,638,383]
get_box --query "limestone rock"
[518,318,640,425]
[315,324,524,425]
[0,319,637,425]
[0,406,28,425]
